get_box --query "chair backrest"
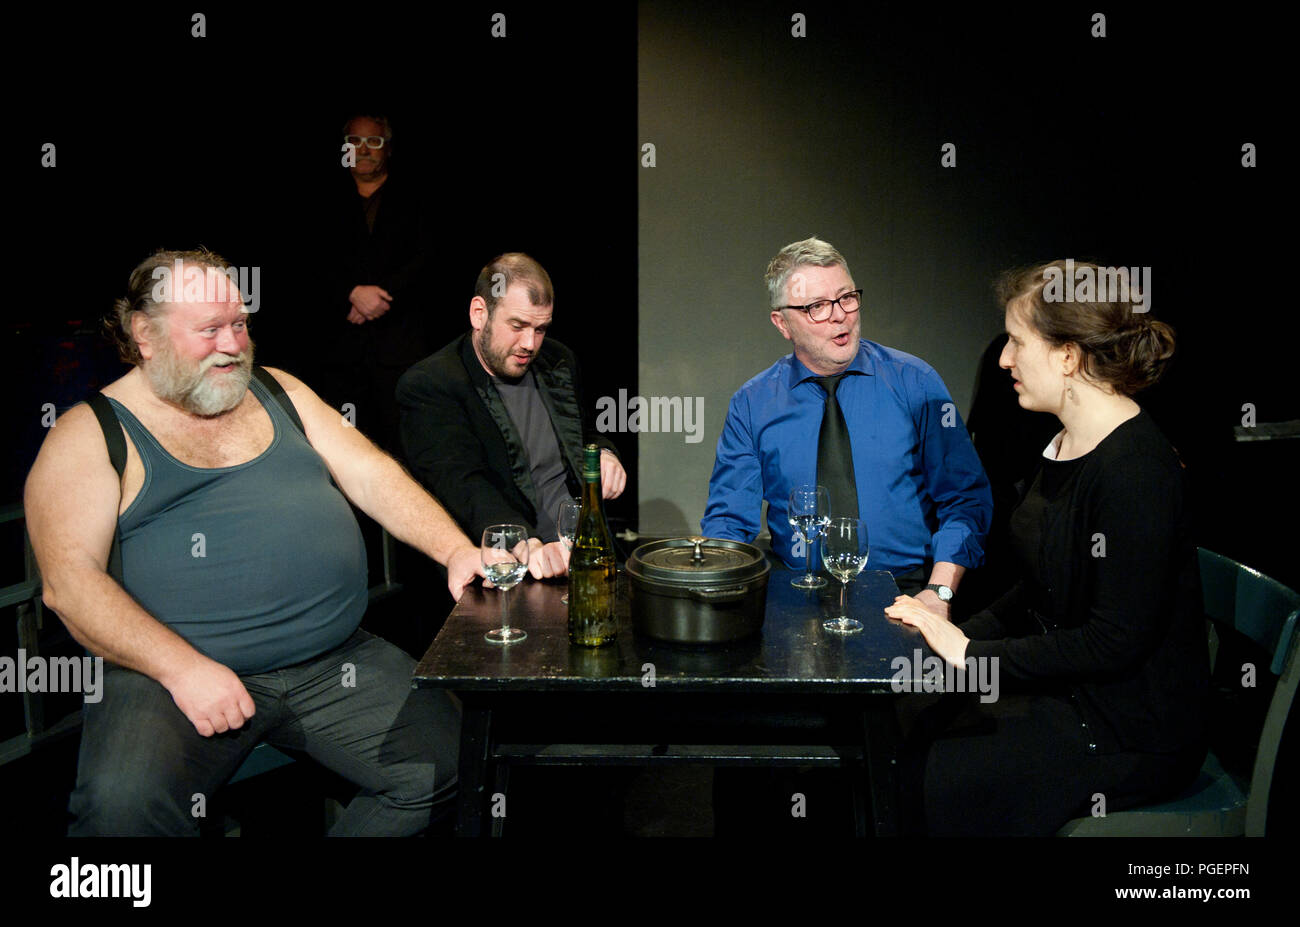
[1197,547,1300,835]
[1199,548,1300,675]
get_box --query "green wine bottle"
[568,444,617,647]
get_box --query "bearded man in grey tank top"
[24,248,484,836]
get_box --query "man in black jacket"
[319,113,438,457]
[397,253,625,580]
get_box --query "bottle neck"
[582,472,603,510]
[582,446,601,497]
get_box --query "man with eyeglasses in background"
[314,113,438,458]
[702,237,992,616]
[293,113,441,621]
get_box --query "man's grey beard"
[144,337,254,417]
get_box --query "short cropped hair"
[765,237,852,308]
[474,253,554,315]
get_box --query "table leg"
[456,703,492,837]
[850,755,869,838]
[863,703,900,836]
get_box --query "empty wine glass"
[821,516,869,633]
[789,484,831,589]
[482,524,530,644]
[556,497,581,605]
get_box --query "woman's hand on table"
[884,594,970,666]
[914,587,951,620]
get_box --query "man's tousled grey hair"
[764,237,852,308]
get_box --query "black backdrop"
[5,4,639,524]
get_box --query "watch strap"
[926,583,954,601]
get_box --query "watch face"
[930,584,953,601]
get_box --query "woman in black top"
[884,260,1209,836]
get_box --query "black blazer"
[396,333,616,542]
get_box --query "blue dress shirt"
[701,340,993,576]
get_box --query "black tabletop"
[414,567,934,694]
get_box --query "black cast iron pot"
[626,536,770,644]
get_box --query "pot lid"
[628,536,768,584]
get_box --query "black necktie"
[815,374,858,517]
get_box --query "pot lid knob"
[689,536,706,562]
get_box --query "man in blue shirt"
[702,238,992,617]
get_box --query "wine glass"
[556,497,581,604]
[821,516,869,633]
[788,484,830,589]
[482,524,530,644]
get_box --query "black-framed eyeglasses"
[781,289,863,322]
[343,135,387,149]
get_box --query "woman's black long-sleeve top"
[962,410,1209,755]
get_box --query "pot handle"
[690,585,748,602]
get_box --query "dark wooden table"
[413,566,926,836]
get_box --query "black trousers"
[896,691,1204,836]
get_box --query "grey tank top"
[110,377,368,674]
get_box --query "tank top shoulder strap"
[251,366,307,435]
[248,368,340,489]
[103,394,163,464]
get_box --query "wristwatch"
[925,583,954,602]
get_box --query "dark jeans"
[68,628,460,836]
